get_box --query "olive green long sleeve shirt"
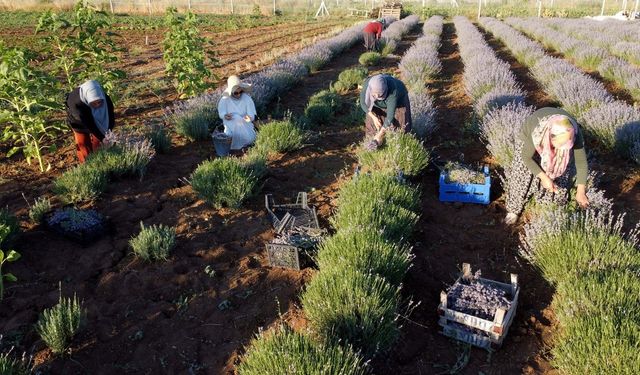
[520,107,588,185]
[360,75,409,128]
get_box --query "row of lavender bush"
[399,16,443,138]
[507,18,640,102]
[545,18,640,66]
[163,20,384,127]
[380,14,420,54]
[452,16,531,167]
[479,17,640,165]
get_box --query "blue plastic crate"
[439,165,491,205]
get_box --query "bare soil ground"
[1,18,638,375]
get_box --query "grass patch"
[130,223,177,262]
[302,266,401,358]
[52,164,108,205]
[27,196,51,224]
[190,157,262,209]
[237,325,367,375]
[316,228,413,286]
[356,131,429,177]
[35,294,85,354]
[254,120,305,154]
[359,52,381,66]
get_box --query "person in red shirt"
[363,19,385,52]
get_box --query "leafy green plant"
[359,52,381,66]
[52,164,108,204]
[35,293,85,354]
[28,196,52,224]
[174,106,213,141]
[317,228,412,286]
[337,171,421,213]
[0,350,29,375]
[304,90,342,126]
[0,209,19,249]
[302,266,401,358]
[130,222,176,262]
[146,123,171,153]
[0,226,20,302]
[36,0,125,94]
[190,158,260,209]
[337,67,368,89]
[163,7,216,98]
[0,43,63,172]
[254,120,305,154]
[331,197,419,243]
[238,325,367,375]
[356,131,430,177]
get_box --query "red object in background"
[73,131,102,163]
[363,21,383,38]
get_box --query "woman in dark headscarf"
[65,80,115,163]
[359,74,411,148]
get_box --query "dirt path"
[477,24,640,232]
[372,22,557,375]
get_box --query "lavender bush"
[479,17,640,163]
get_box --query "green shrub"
[254,120,305,154]
[0,351,29,375]
[553,269,640,324]
[331,80,351,95]
[35,294,85,354]
[174,106,212,141]
[130,223,177,262]
[146,123,171,153]
[53,164,108,204]
[237,325,367,375]
[304,103,333,126]
[240,151,268,179]
[359,52,381,67]
[302,267,401,358]
[337,67,368,90]
[308,90,341,110]
[331,198,419,243]
[380,39,396,56]
[337,172,421,213]
[552,313,640,375]
[0,209,19,248]
[356,131,430,177]
[190,158,260,208]
[317,228,412,286]
[28,196,51,224]
[527,220,640,286]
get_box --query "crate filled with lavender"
[265,192,320,234]
[46,207,107,245]
[439,162,490,205]
[265,227,324,270]
[438,263,519,350]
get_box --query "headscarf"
[79,80,109,136]
[364,75,388,112]
[223,75,252,99]
[531,114,577,180]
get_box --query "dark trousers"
[364,32,379,52]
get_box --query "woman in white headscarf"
[217,75,257,152]
[65,80,115,163]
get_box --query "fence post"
[477,0,481,19]
[188,0,192,10]
[148,0,152,14]
[109,0,114,13]
[274,0,276,14]
[601,0,606,15]
[537,0,542,17]
[231,0,234,14]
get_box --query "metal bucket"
[212,131,232,157]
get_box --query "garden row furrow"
[478,17,640,165]
[239,17,431,373]
[505,17,640,102]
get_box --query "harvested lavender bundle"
[270,227,324,250]
[447,270,512,320]
[365,139,379,151]
[444,161,485,184]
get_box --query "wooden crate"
[437,263,519,350]
[378,8,401,19]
